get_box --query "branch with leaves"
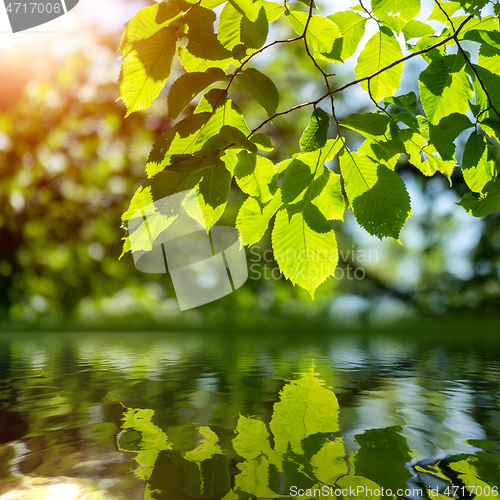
[118,0,500,296]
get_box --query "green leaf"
[150,92,249,172]
[480,118,500,141]
[184,185,228,228]
[241,7,269,49]
[167,68,226,120]
[233,416,279,464]
[448,457,498,495]
[470,65,500,115]
[342,113,390,139]
[322,11,367,62]
[119,2,185,57]
[419,53,472,125]
[184,5,232,60]
[458,180,500,216]
[178,47,235,72]
[396,112,420,132]
[339,149,411,239]
[229,0,262,22]
[237,68,279,117]
[399,119,456,179]
[456,0,489,15]
[458,14,499,37]
[218,1,243,50]
[312,170,345,221]
[372,0,420,32]
[429,113,473,161]
[184,427,222,462]
[236,191,282,245]
[198,155,233,208]
[300,108,330,153]
[250,133,274,151]
[401,20,434,42]
[384,92,417,111]
[353,426,414,492]
[149,152,230,213]
[280,158,315,204]
[463,28,500,52]
[184,0,226,8]
[357,137,402,170]
[422,143,456,180]
[218,126,258,153]
[262,0,284,23]
[269,370,340,453]
[478,43,500,77]
[287,12,341,53]
[355,27,404,102]
[121,185,155,256]
[311,438,348,484]
[146,91,250,177]
[119,26,178,117]
[400,129,426,170]
[122,185,153,224]
[229,150,276,202]
[280,139,344,206]
[271,205,338,296]
[461,131,497,192]
[427,1,461,24]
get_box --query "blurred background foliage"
[0,0,499,331]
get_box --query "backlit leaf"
[241,7,269,49]
[184,5,232,60]
[218,1,242,50]
[323,11,367,62]
[167,68,226,119]
[384,92,418,111]
[271,205,338,296]
[237,68,279,117]
[236,191,282,245]
[355,27,404,102]
[419,53,472,125]
[429,113,473,161]
[461,131,497,192]
[287,12,342,53]
[230,150,276,202]
[229,0,262,22]
[372,0,420,32]
[459,180,500,216]
[300,108,330,153]
[119,26,178,116]
[339,149,411,239]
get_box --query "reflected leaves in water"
[117,369,500,500]
[353,426,413,492]
[118,369,383,499]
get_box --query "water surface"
[0,330,499,499]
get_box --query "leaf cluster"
[119,0,500,296]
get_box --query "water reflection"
[0,332,498,499]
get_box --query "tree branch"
[249,14,474,137]
[302,0,341,135]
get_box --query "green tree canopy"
[117,0,500,297]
